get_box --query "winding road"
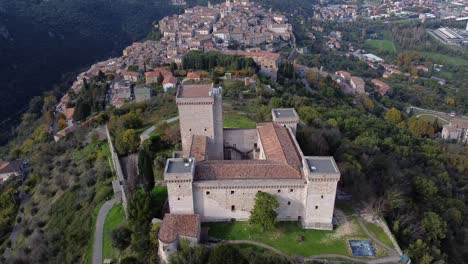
[140,116,179,143]
[92,199,116,264]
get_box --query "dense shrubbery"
[182,51,259,74]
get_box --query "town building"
[350,76,365,94]
[225,50,281,81]
[0,160,24,183]
[442,118,468,143]
[134,85,152,102]
[159,82,340,261]
[371,79,391,95]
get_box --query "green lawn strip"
[366,39,396,53]
[224,113,256,129]
[415,51,468,66]
[206,221,351,256]
[362,220,394,250]
[151,186,168,219]
[102,204,126,262]
[86,200,106,264]
[417,114,449,125]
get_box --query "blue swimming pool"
[349,240,376,257]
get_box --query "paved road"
[140,116,179,143]
[92,199,116,264]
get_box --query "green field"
[102,204,126,261]
[416,114,450,126]
[362,220,394,249]
[366,39,397,53]
[416,51,468,66]
[224,113,256,129]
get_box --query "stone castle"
[158,81,340,262]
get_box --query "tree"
[384,108,402,124]
[208,244,245,264]
[298,106,321,125]
[170,240,209,264]
[422,212,447,244]
[407,239,433,264]
[249,192,279,231]
[111,226,132,250]
[116,129,140,154]
[138,147,155,191]
[120,256,142,264]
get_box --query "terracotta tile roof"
[0,160,22,174]
[145,67,172,78]
[163,76,178,85]
[371,79,390,95]
[257,123,302,170]
[178,85,212,98]
[195,160,302,180]
[187,72,201,79]
[190,135,207,162]
[159,214,200,243]
[65,108,75,120]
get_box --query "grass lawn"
[416,51,468,66]
[151,186,168,219]
[224,113,256,129]
[362,220,394,250]
[366,39,397,53]
[417,114,449,125]
[206,220,367,256]
[102,204,126,262]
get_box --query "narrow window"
[204,128,207,131]
[178,197,180,201]
[178,185,181,188]
[189,129,192,131]
[321,195,324,199]
[231,205,235,211]
[206,191,210,195]
[315,206,318,209]
[277,189,281,193]
[287,201,291,205]
[290,189,294,192]
[231,190,235,194]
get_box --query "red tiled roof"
[257,123,302,170]
[187,72,201,79]
[65,108,75,120]
[195,160,302,180]
[0,160,22,174]
[372,79,390,95]
[163,76,178,85]
[190,135,207,162]
[159,214,200,243]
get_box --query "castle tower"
[272,108,299,135]
[176,84,224,160]
[302,156,340,230]
[164,158,195,214]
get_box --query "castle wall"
[167,178,195,214]
[178,102,215,156]
[193,179,305,222]
[212,94,224,159]
[303,178,338,230]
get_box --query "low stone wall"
[105,125,129,218]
